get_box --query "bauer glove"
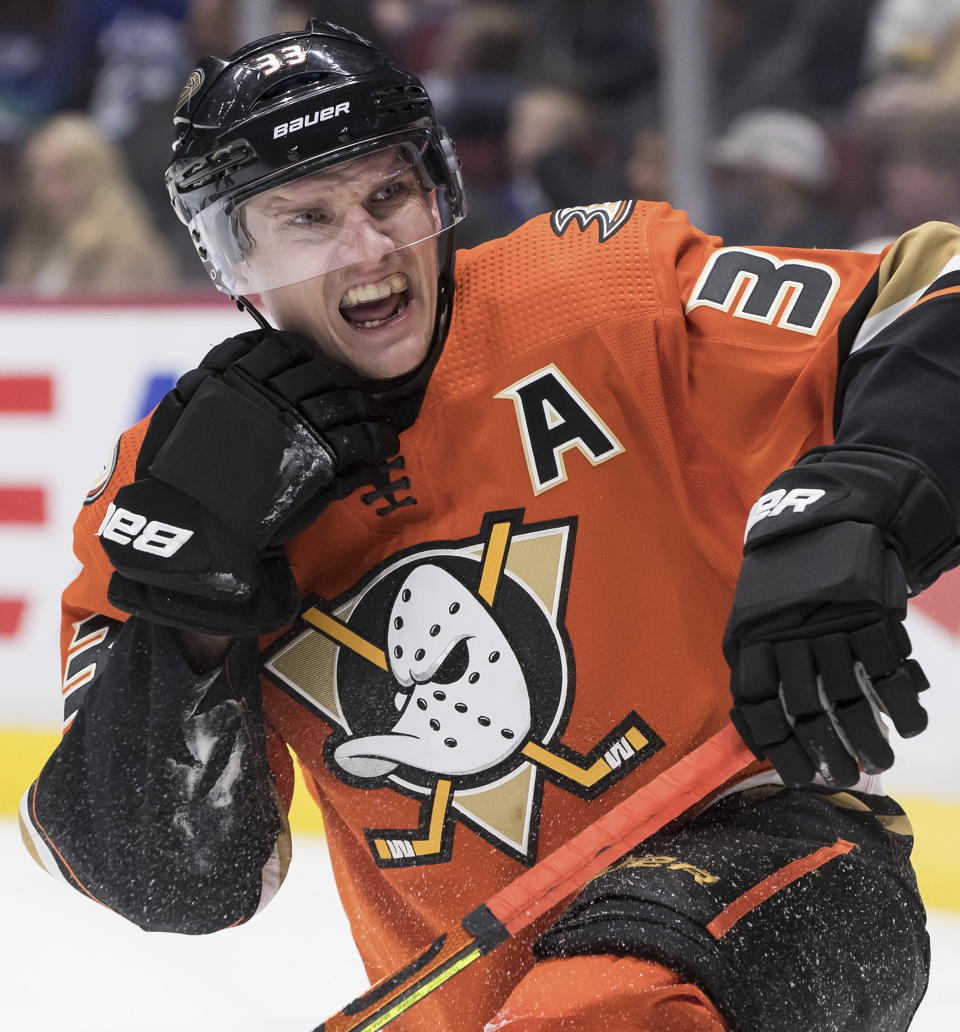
[99,329,399,635]
[723,447,960,788]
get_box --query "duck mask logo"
[264,510,663,867]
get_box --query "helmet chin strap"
[234,294,273,330]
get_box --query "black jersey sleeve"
[21,617,291,934]
[833,221,960,517]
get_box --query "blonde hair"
[5,114,178,295]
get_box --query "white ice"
[1,819,956,1030]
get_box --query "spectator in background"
[708,0,877,125]
[501,85,619,228]
[709,107,848,248]
[853,5,960,128]
[523,0,658,116]
[4,113,177,296]
[114,0,235,283]
[848,113,960,250]
[1,1,190,140]
[421,1,528,247]
[88,0,189,141]
[369,0,467,76]
[280,2,383,45]
[622,123,667,204]
[861,0,960,80]
[0,114,23,272]
[843,4,960,252]
[0,0,84,130]
[422,1,526,131]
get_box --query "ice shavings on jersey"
[264,420,334,533]
[166,677,251,864]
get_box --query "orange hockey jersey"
[33,202,960,1029]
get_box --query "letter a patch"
[497,364,624,494]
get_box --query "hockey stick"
[312,723,755,1032]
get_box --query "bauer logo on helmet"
[273,102,351,139]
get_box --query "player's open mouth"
[339,272,410,329]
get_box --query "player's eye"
[369,180,412,207]
[289,207,331,228]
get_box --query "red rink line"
[0,291,228,309]
[0,487,46,523]
[0,598,25,636]
[0,376,53,413]
[913,570,960,635]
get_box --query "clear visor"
[190,137,464,295]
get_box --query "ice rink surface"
[2,821,957,1031]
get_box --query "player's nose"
[341,208,396,263]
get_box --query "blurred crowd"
[2,0,960,296]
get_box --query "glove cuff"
[725,520,907,653]
[107,557,300,636]
[744,446,960,592]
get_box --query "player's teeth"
[354,295,408,328]
[340,272,408,308]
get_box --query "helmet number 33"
[253,44,308,76]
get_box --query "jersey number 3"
[686,247,840,335]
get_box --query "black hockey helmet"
[166,19,466,306]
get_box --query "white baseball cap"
[712,107,833,190]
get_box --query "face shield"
[189,132,465,295]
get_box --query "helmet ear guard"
[425,129,465,210]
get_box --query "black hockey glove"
[723,447,960,788]
[100,329,399,635]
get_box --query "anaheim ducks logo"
[175,68,204,113]
[83,437,120,505]
[550,200,636,242]
[265,510,662,867]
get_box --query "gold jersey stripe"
[872,221,960,320]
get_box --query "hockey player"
[21,20,960,1032]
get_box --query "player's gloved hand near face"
[723,447,960,788]
[99,329,400,636]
